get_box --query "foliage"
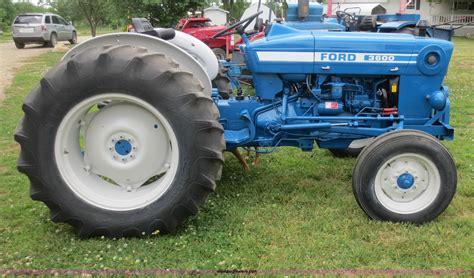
[76,0,108,37]
[49,0,82,24]
[103,0,147,30]
[227,0,250,21]
[19,0,210,37]
[209,0,249,21]
[0,38,473,271]
[0,0,50,32]
[140,0,206,27]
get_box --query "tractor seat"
[131,18,176,40]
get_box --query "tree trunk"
[90,23,97,37]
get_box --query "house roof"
[204,6,229,14]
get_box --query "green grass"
[0,38,473,272]
[0,32,12,43]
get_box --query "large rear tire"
[352,130,456,223]
[15,45,225,238]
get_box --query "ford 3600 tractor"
[15,6,457,237]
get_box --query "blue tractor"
[15,8,457,237]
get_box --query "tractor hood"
[244,24,453,77]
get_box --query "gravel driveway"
[0,36,90,101]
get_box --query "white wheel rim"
[374,153,440,214]
[54,93,180,211]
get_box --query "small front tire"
[352,130,456,223]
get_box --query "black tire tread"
[15,45,225,238]
[352,129,457,223]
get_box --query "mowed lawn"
[0,38,472,271]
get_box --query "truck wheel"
[15,45,225,238]
[15,42,25,49]
[352,130,456,223]
[212,48,226,60]
[69,31,77,44]
[48,33,57,47]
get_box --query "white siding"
[329,0,470,22]
[204,9,228,25]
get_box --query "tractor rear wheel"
[352,130,456,223]
[15,45,225,238]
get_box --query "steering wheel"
[213,11,264,38]
[336,11,357,28]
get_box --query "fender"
[63,32,213,95]
[155,28,218,81]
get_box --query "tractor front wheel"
[15,45,225,237]
[352,130,456,223]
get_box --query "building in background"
[204,6,229,25]
[324,0,474,36]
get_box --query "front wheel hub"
[397,173,415,190]
[115,139,132,156]
[375,153,441,214]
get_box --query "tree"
[142,0,206,27]
[49,0,82,24]
[227,0,249,21]
[221,0,234,12]
[0,0,50,32]
[0,0,15,31]
[77,0,107,37]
